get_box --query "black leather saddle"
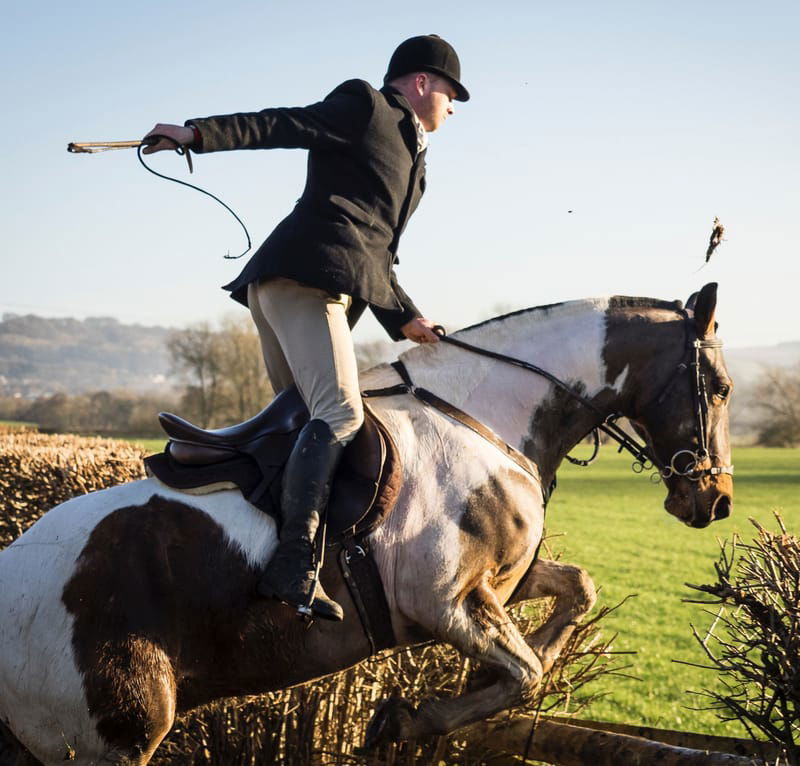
[144,386,402,541]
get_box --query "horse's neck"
[400,300,629,477]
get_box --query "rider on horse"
[143,35,470,622]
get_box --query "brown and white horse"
[0,284,733,765]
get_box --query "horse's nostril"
[713,496,731,521]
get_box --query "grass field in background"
[131,438,168,454]
[547,445,799,736]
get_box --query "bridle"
[400,313,734,485]
[636,316,734,483]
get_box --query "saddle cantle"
[144,386,402,541]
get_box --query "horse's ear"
[685,291,699,312]
[693,282,718,339]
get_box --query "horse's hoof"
[364,695,417,747]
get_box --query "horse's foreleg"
[508,558,597,673]
[366,578,543,744]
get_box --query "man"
[144,34,469,622]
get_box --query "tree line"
[0,389,176,438]
[749,365,800,447]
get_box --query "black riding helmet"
[384,34,470,102]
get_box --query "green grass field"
[547,445,799,736]
[130,438,168,454]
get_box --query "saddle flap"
[330,403,403,537]
[327,411,385,536]
[343,410,384,480]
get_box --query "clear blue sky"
[3,1,798,348]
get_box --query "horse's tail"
[0,718,40,766]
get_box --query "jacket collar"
[381,85,412,110]
[380,86,425,157]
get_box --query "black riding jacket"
[187,79,426,339]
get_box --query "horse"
[0,283,733,765]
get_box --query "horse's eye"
[715,384,731,402]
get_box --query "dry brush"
[685,515,800,765]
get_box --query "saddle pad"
[145,403,402,542]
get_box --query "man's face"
[414,74,457,132]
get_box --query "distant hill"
[0,314,175,397]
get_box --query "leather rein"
[364,316,733,485]
[435,332,655,472]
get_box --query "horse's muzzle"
[664,475,733,528]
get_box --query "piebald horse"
[0,284,733,765]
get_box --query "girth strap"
[338,537,396,654]
[363,361,540,481]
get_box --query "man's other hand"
[401,317,440,344]
[142,124,194,154]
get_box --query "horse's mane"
[608,295,684,312]
[455,295,684,336]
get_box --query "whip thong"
[66,137,251,259]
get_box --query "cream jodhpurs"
[247,278,364,444]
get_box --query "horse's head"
[627,283,733,528]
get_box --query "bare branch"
[685,516,800,764]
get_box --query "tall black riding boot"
[258,419,346,621]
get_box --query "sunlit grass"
[548,446,799,735]
[124,437,168,454]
